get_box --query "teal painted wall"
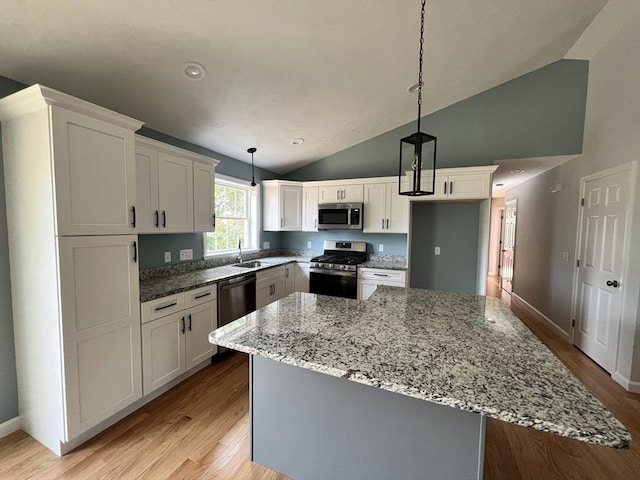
[287,60,588,181]
[410,203,480,294]
[281,231,406,256]
[0,76,27,423]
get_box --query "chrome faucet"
[236,239,243,263]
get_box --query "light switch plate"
[435,246,441,255]
[164,251,171,263]
[179,249,193,261]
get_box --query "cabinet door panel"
[58,235,141,440]
[193,162,215,232]
[448,174,490,199]
[51,107,136,235]
[302,187,318,232]
[284,264,295,295]
[294,263,310,293]
[363,184,386,233]
[185,301,217,370]
[386,183,409,233]
[142,312,185,395]
[135,145,159,233]
[256,284,271,310]
[158,152,194,232]
[272,277,287,302]
[342,184,364,203]
[280,186,302,231]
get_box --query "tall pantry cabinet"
[0,85,144,455]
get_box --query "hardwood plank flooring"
[1,298,639,479]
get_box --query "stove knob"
[329,264,334,268]
[341,265,347,270]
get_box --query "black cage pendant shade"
[247,147,257,187]
[399,0,437,197]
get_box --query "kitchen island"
[209,287,630,479]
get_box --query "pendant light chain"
[247,147,257,187]
[416,0,426,133]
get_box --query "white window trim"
[203,174,261,259]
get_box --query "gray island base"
[251,355,486,480]
[210,287,630,479]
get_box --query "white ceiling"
[491,155,578,198]
[0,0,606,174]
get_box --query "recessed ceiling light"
[181,61,207,80]
[407,82,424,93]
[510,169,525,174]
[292,138,305,145]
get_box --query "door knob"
[606,280,620,288]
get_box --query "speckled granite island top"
[209,286,630,449]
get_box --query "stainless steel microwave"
[317,203,363,230]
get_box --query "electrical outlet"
[307,241,312,249]
[435,246,441,255]
[378,244,384,252]
[179,249,193,261]
[263,241,270,249]
[164,251,171,263]
[563,251,569,261]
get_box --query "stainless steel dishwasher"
[217,273,257,352]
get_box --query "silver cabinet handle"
[450,181,453,194]
[281,218,284,227]
[194,292,211,299]
[381,219,385,229]
[374,273,389,277]
[444,181,447,194]
[155,302,177,311]
[337,190,340,200]
[386,219,389,229]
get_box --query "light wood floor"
[1,299,640,479]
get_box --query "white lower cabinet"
[256,265,287,309]
[141,285,217,395]
[357,268,407,300]
[294,262,310,293]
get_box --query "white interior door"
[501,200,517,294]
[574,167,631,373]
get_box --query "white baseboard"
[611,372,640,393]
[0,416,20,439]
[511,293,571,342]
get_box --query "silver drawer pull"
[155,302,177,311]
[194,292,212,299]
[374,273,389,277]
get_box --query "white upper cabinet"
[412,166,497,201]
[158,152,194,232]
[302,186,319,232]
[319,183,363,203]
[135,136,218,233]
[193,161,216,232]
[263,180,302,231]
[363,183,408,233]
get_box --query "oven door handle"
[309,268,357,278]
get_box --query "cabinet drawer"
[185,284,217,308]
[358,268,406,284]
[141,293,185,324]
[256,265,286,286]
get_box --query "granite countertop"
[359,256,407,270]
[209,286,630,449]
[139,256,311,302]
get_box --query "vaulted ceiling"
[0,0,607,174]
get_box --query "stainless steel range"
[309,240,367,299]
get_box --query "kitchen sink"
[235,261,266,268]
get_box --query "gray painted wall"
[286,60,588,181]
[0,76,27,423]
[409,203,480,295]
[507,18,640,384]
[281,231,406,256]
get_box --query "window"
[205,175,259,257]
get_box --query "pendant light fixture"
[247,147,257,187]
[399,0,437,196]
